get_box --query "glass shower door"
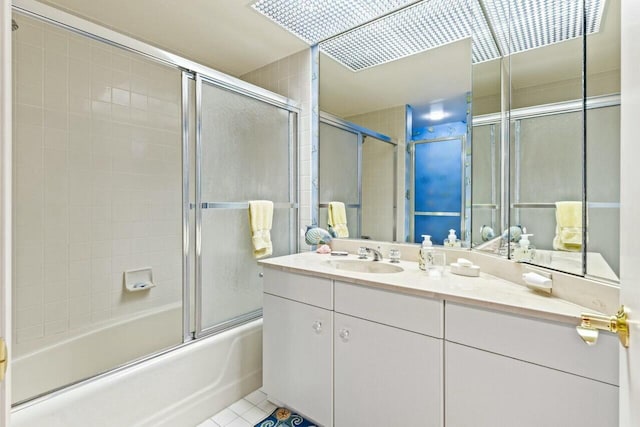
[196,76,296,335]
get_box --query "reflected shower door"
[197,77,296,335]
[318,122,360,236]
[471,124,500,246]
[361,136,395,241]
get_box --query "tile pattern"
[197,390,278,427]
[11,14,183,350]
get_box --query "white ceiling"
[33,0,620,120]
[34,0,308,77]
[319,38,472,118]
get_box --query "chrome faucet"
[359,246,383,261]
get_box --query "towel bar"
[511,202,620,209]
[319,203,360,208]
[200,202,298,209]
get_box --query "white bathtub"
[13,303,185,404]
[11,318,263,427]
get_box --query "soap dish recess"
[124,267,156,292]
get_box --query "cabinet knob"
[339,328,351,342]
[312,320,323,334]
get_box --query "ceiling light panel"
[320,0,500,72]
[469,0,503,62]
[482,0,606,55]
[251,0,417,45]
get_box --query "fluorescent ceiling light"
[482,0,606,56]
[251,0,417,45]
[320,0,499,71]
[252,0,606,72]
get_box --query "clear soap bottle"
[418,234,434,271]
[444,229,461,247]
[513,233,536,262]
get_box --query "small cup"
[428,252,446,278]
[389,249,401,263]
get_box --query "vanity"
[259,251,619,427]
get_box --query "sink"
[326,259,404,274]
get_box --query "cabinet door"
[445,341,618,427]
[334,313,443,427]
[263,294,333,427]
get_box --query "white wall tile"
[44,300,68,323]
[45,320,68,336]
[16,285,44,310]
[16,306,44,329]
[69,260,90,283]
[44,281,68,304]
[16,325,44,343]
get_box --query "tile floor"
[196,389,277,427]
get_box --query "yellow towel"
[328,201,349,238]
[248,200,273,259]
[552,201,583,252]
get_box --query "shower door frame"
[318,112,397,241]
[9,0,302,407]
[193,73,300,339]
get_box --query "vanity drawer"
[334,281,443,338]
[263,268,333,310]
[445,302,618,385]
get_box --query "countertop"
[259,252,602,324]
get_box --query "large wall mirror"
[315,0,620,283]
[472,0,620,283]
[317,0,473,246]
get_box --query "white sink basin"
[326,259,404,274]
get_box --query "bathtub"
[12,303,184,404]
[11,316,263,427]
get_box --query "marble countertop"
[259,252,602,324]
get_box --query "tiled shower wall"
[241,49,313,249]
[11,15,183,352]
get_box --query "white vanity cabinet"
[333,282,444,427]
[262,264,618,427]
[444,303,619,427]
[262,269,334,427]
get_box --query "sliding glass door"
[195,76,297,336]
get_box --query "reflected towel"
[552,201,583,252]
[249,200,273,259]
[328,201,349,238]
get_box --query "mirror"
[315,0,620,283]
[318,33,472,245]
[471,0,620,282]
[584,0,620,282]
[488,0,619,281]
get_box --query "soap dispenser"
[444,229,461,247]
[513,233,536,262]
[418,235,434,271]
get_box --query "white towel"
[248,200,273,259]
